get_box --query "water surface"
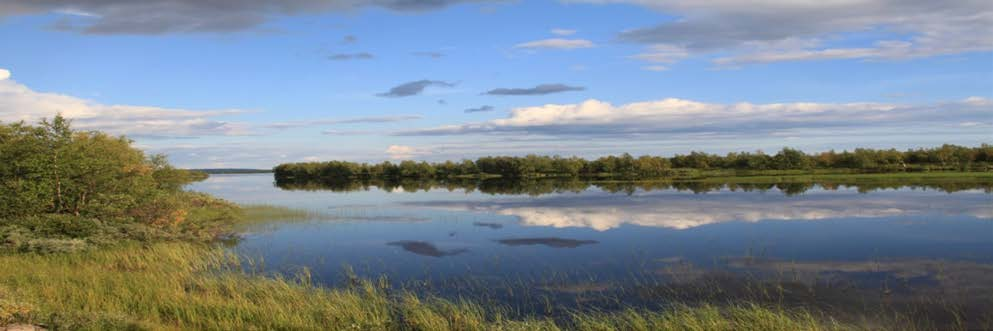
[190,174,993,319]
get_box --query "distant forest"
[190,169,273,174]
[274,144,993,181]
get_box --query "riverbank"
[1,241,900,331]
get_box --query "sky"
[1,0,991,168]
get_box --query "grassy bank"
[0,242,864,331]
[0,192,242,254]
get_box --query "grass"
[238,204,324,224]
[0,192,242,254]
[567,305,850,331]
[0,242,874,331]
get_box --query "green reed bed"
[235,205,329,231]
[239,205,319,222]
[0,243,873,331]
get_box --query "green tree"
[772,148,812,170]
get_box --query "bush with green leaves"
[0,116,225,252]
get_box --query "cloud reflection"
[496,237,598,248]
[410,190,993,231]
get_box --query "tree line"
[274,145,993,181]
[275,177,993,196]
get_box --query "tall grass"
[238,205,320,224]
[0,243,868,330]
[568,305,849,331]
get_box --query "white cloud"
[600,0,993,67]
[0,68,9,80]
[514,38,595,50]
[263,115,421,129]
[386,145,431,159]
[642,65,669,71]
[550,28,577,36]
[398,97,992,137]
[0,69,250,137]
[711,40,981,67]
[963,96,992,106]
[1,0,503,34]
[629,44,688,64]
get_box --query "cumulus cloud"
[1,0,504,34]
[0,69,249,137]
[386,144,431,159]
[328,52,374,60]
[484,84,586,96]
[378,80,455,97]
[397,97,993,137]
[263,115,421,129]
[514,38,595,50]
[589,0,993,67]
[464,105,496,113]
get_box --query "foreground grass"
[0,243,863,331]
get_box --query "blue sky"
[1,0,991,168]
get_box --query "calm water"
[189,174,993,318]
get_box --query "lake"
[190,173,993,321]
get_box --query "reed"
[0,243,870,331]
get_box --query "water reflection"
[646,257,993,329]
[387,241,467,257]
[496,237,599,248]
[409,190,992,230]
[472,222,504,229]
[275,177,993,196]
[187,174,993,329]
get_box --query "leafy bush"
[0,116,235,253]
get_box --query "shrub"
[0,116,232,252]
